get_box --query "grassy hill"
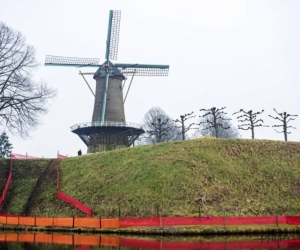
[0,138,300,218]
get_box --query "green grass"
[1,138,300,217]
[0,159,50,215]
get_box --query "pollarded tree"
[147,118,171,143]
[0,132,13,158]
[233,109,268,139]
[173,112,196,140]
[269,109,298,141]
[199,107,232,138]
[0,22,56,137]
[193,114,240,138]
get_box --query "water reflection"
[0,232,299,249]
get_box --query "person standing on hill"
[78,149,82,156]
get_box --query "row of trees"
[138,106,298,145]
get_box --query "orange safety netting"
[74,217,100,228]
[53,217,73,227]
[19,217,35,226]
[6,217,18,225]
[35,217,54,227]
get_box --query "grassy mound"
[1,138,300,217]
[0,159,50,215]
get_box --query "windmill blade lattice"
[115,63,169,76]
[120,67,169,76]
[45,55,100,67]
[106,10,121,61]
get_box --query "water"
[0,232,299,249]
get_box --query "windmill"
[45,10,170,153]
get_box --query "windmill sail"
[45,55,100,67]
[115,63,169,76]
[105,10,121,61]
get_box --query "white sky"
[1,0,299,157]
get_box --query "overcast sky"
[1,0,300,157]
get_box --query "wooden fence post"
[34,216,36,227]
[72,216,75,228]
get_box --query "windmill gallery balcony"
[70,121,145,153]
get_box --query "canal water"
[0,232,299,249]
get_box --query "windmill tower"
[45,10,170,153]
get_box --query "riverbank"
[0,224,300,235]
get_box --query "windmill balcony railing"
[70,121,143,131]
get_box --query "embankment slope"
[1,138,300,217]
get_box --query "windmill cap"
[93,60,125,80]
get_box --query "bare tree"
[138,107,181,145]
[173,112,196,140]
[269,109,297,141]
[199,107,232,138]
[233,109,268,139]
[0,22,56,137]
[193,114,240,138]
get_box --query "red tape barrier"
[0,172,12,206]
[1,152,40,207]
[56,153,93,216]
[10,153,39,159]
[57,154,67,159]
[0,156,13,206]
[56,163,60,190]
[120,217,160,227]
[57,191,92,216]
[120,216,300,227]
[286,216,300,225]
[163,216,224,226]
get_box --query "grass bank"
[1,138,300,218]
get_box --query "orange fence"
[55,153,93,216]
[0,215,300,229]
[0,215,118,228]
[0,233,299,249]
